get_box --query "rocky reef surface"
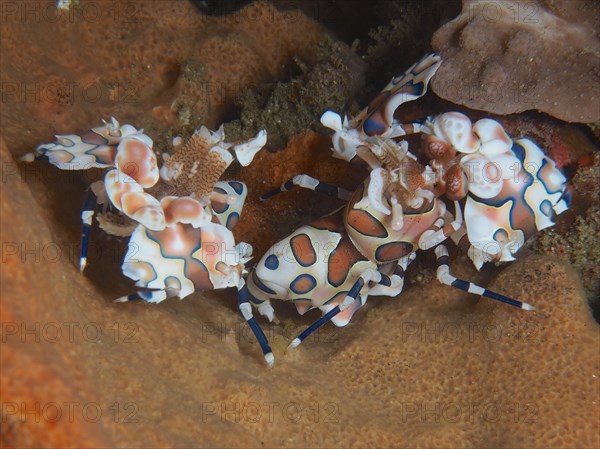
[431,0,600,124]
[1,1,598,448]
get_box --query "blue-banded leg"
[80,188,98,272]
[260,174,352,201]
[114,286,181,304]
[287,269,393,350]
[238,279,275,367]
[434,245,534,310]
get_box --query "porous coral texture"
[2,1,599,447]
[2,131,599,448]
[431,0,600,123]
[0,0,329,150]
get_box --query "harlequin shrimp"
[416,112,571,269]
[118,125,277,365]
[321,53,570,280]
[115,124,267,304]
[234,54,445,351]
[21,118,163,271]
[242,53,570,361]
[24,120,275,365]
[247,135,536,361]
[22,118,265,270]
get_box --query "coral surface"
[431,0,600,124]
[0,0,329,147]
[2,136,599,448]
[1,1,599,448]
[1,132,600,448]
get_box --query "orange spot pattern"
[290,233,317,267]
[375,241,413,262]
[347,209,389,239]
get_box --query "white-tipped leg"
[237,279,275,366]
[19,152,36,162]
[288,269,391,349]
[288,338,301,350]
[258,300,279,324]
[114,287,179,304]
[434,245,534,310]
[368,254,414,297]
[264,352,275,368]
[79,189,99,272]
[260,174,352,201]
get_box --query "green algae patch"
[224,37,367,150]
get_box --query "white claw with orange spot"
[119,192,165,231]
[422,113,570,270]
[21,117,143,169]
[431,112,481,154]
[104,169,165,231]
[161,196,211,228]
[115,134,159,188]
